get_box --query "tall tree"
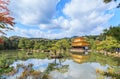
[0,0,15,44]
[103,26,120,42]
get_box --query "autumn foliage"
[0,0,15,34]
[0,37,3,43]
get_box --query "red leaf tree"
[0,37,3,43]
[0,0,15,43]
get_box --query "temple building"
[70,37,89,54]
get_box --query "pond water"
[5,59,110,79]
[0,51,120,79]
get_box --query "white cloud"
[8,0,117,38]
[9,0,59,25]
[63,0,114,18]
[39,17,71,30]
[14,27,73,39]
[61,0,116,35]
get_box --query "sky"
[5,0,120,39]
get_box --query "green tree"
[0,36,12,49]
[50,45,58,56]
[56,39,70,52]
[9,38,18,49]
[0,43,4,50]
[24,39,32,49]
[87,39,97,50]
[34,41,40,49]
[50,39,70,56]
[39,45,45,51]
[97,36,120,53]
[103,26,120,42]
[18,38,25,49]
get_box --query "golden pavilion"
[70,37,89,53]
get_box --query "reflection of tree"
[45,58,69,74]
[96,67,120,79]
[88,52,120,66]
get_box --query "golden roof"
[72,37,89,46]
[73,37,86,42]
[72,42,89,46]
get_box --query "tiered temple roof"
[72,37,89,47]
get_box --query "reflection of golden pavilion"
[71,53,89,63]
[70,37,89,53]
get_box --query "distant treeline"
[0,25,120,53]
[0,36,71,51]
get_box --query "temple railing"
[70,48,85,52]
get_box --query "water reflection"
[49,61,110,79]
[1,58,111,79]
[2,59,53,79]
[70,53,89,63]
[45,58,69,74]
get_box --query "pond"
[0,50,120,79]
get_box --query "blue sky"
[4,0,120,39]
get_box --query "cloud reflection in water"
[7,59,109,79]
